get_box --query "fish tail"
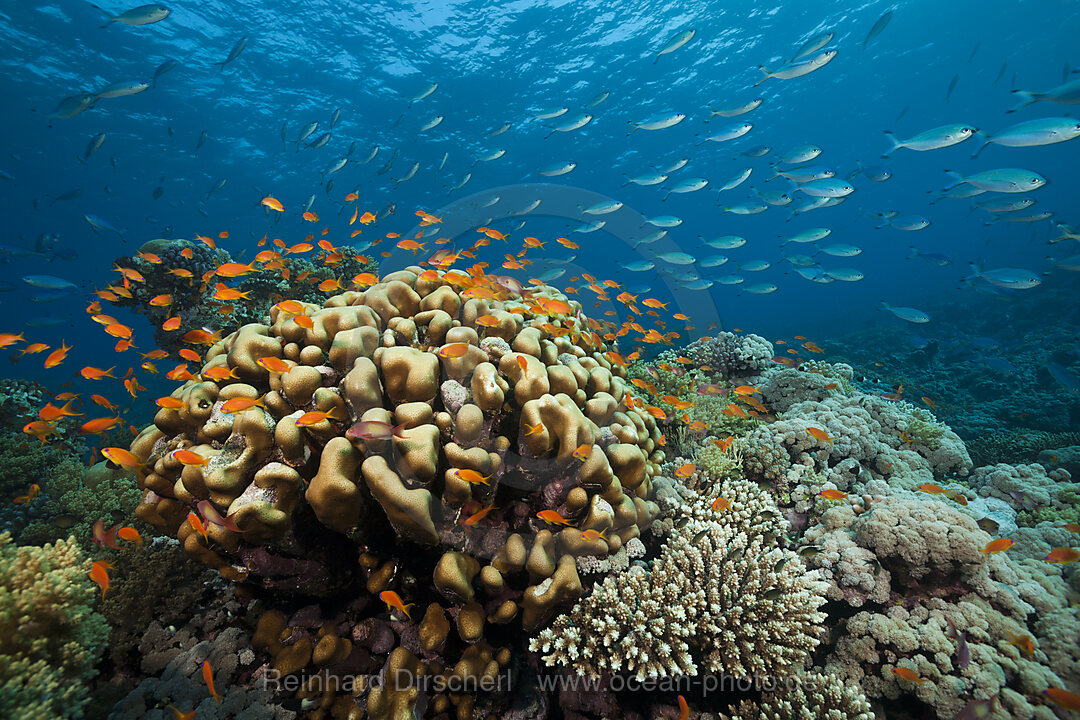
[905,246,918,260]
[881,130,902,158]
[942,169,964,190]
[1007,90,1040,113]
[970,134,990,158]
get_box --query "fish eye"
[1030,177,1040,183]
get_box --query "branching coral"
[530,477,827,680]
[0,533,109,720]
[723,668,874,720]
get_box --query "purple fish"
[958,631,969,669]
[347,420,407,441]
[954,694,997,720]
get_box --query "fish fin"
[881,130,902,158]
[969,133,990,158]
[942,169,964,190]
[1007,90,1040,113]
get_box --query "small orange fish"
[149,294,173,307]
[202,660,222,704]
[981,538,1014,555]
[463,503,498,526]
[260,196,284,212]
[1044,688,1080,712]
[1045,547,1080,564]
[819,489,848,500]
[537,510,574,526]
[580,528,607,542]
[452,468,490,485]
[79,416,122,434]
[572,444,592,462]
[1006,632,1036,656]
[677,695,689,720]
[201,366,237,382]
[256,356,292,374]
[713,436,734,451]
[178,348,202,362]
[436,342,471,359]
[116,526,142,549]
[319,278,342,292]
[295,408,342,427]
[162,316,182,331]
[13,483,40,504]
[43,341,72,369]
[516,354,530,376]
[216,262,255,278]
[88,560,112,599]
[187,512,209,543]
[101,447,140,468]
[221,397,263,414]
[524,422,545,436]
[156,396,185,410]
[379,589,414,620]
[172,449,209,466]
[806,427,832,444]
[918,483,945,494]
[675,463,695,479]
[891,667,926,684]
[711,496,730,512]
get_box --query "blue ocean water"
[0,0,1078,410]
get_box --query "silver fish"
[95,80,150,98]
[663,177,708,200]
[709,97,762,118]
[861,11,893,47]
[360,145,380,164]
[705,235,746,249]
[215,36,248,71]
[394,161,420,185]
[964,265,1042,289]
[534,107,568,120]
[699,255,729,268]
[643,215,681,227]
[624,172,667,186]
[49,94,95,119]
[825,268,864,282]
[330,108,342,129]
[661,158,689,173]
[582,200,624,215]
[619,260,655,271]
[84,213,124,235]
[83,133,106,159]
[716,274,745,285]
[698,122,752,143]
[585,91,610,107]
[718,168,753,191]
[879,214,930,231]
[755,49,837,86]
[295,121,318,151]
[780,144,822,164]
[782,227,831,244]
[418,115,444,132]
[796,179,854,197]
[656,251,696,265]
[818,244,861,257]
[723,202,768,215]
[476,149,506,162]
[880,302,930,323]
[743,283,778,294]
[151,58,178,86]
[655,29,695,63]
[539,161,576,176]
[771,165,835,182]
[486,122,511,137]
[944,168,1046,193]
[408,82,438,106]
[323,157,348,175]
[546,114,592,137]
[633,230,667,246]
[96,3,170,27]
[791,32,834,61]
[1009,78,1080,112]
[448,173,472,193]
[741,260,771,271]
[629,113,686,132]
[971,117,1080,157]
[883,124,976,156]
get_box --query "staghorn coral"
[966,429,1080,467]
[530,477,827,680]
[684,331,774,380]
[0,532,109,720]
[723,668,874,720]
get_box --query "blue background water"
[1,0,1078,396]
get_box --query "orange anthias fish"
[819,489,848,500]
[572,444,592,462]
[102,447,140,469]
[187,512,210,543]
[981,538,1015,555]
[463,503,497,526]
[379,590,414,620]
[918,483,946,495]
[677,695,689,720]
[711,496,731,512]
[88,560,112,599]
[256,357,293,374]
[1045,547,1080,564]
[806,427,832,444]
[537,509,574,526]
[202,661,222,704]
[221,397,264,414]
[1044,688,1080,712]
[295,408,342,427]
[1006,632,1036,656]
[891,667,926,684]
[452,468,490,485]
[580,528,607,542]
[13,483,40,504]
[675,463,695,479]
[80,366,116,380]
[260,196,284,212]
[79,416,122,434]
[436,342,471,359]
[43,341,72,369]
[116,526,141,549]
[172,449,209,466]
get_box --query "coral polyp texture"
[130,266,661,627]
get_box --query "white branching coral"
[530,478,828,680]
[723,668,875,720]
